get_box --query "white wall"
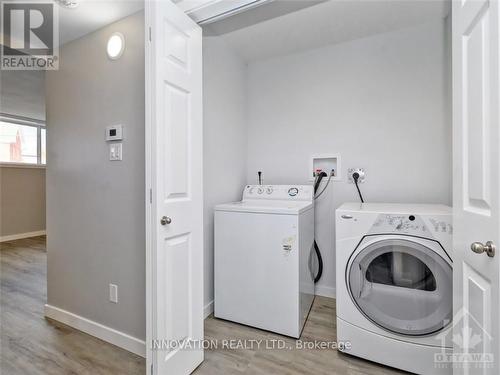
[203,36,248,312]
[245,20,452,297]
[46,12,145,341]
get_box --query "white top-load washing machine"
[336,203,453,375]
[215,185,315,338]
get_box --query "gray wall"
[203,37,248,310]
[46,12,145,340]
[0,167,46,237]
[245,20,452,296]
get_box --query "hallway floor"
[0,236,144,374]
[1,236,405,375]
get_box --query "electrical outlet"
[109,284,118,303]
[348,168,365,183]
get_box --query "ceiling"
[2,0,449,60]
[57,0,144,45]
[209,0,451,62]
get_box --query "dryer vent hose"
[313,172,327,283]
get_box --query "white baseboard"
[0,230,46,243]
[315,285,336,299]
[44,304,146,358]
[204,300,214,319]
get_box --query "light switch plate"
[109,143,122,161]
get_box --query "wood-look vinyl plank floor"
[195,297,408,375]
[1,236,144,375]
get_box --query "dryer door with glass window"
[348,236,452,336]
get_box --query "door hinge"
[149,27,152,42]
[149,188,152,204]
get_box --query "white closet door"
[146,0,203,373]
[452,0,500,374]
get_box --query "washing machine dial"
[266,187,274,195]
[257,187,264,194]
[288,187,299,197]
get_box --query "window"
[0,119,46,166]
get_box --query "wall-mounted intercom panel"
[105,125,123,141]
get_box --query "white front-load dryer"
[336,203,453,375]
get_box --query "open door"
[146,0,203,374]
[453,0,500,373]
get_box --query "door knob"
[470,241,496,257]
[160,216,172,225]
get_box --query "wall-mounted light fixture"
[107,32,125,60]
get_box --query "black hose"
[313,172,327,283]
[354,179,364,203]
[313,241,323,284]
[353,173,364,203]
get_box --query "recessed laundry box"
[214,185,315,338]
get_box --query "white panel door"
[453,0,499,374]
[146,0,203,374]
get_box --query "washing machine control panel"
[243,185,313,201]
[370,214,453,236]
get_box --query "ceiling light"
[55,0,79,9]
[107,32,125,60]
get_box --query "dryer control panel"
[243,185,313,201]
[369,214,453,237]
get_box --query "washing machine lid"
[215,200,313,215]
[347,234,452,337]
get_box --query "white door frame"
[145,1,153,372]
